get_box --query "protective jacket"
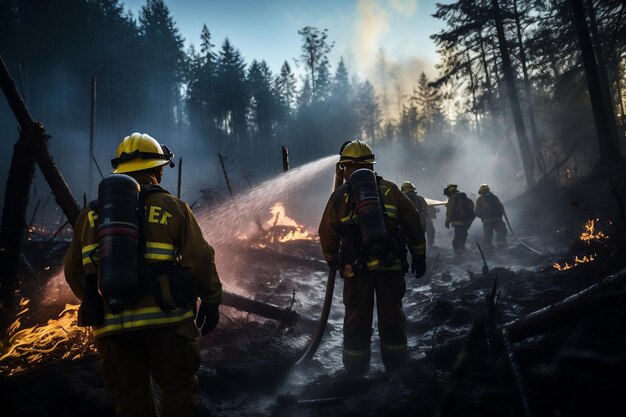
[319,175,426,273]
[475,191,504,222]
[404,190,429,229]
[445,191,475,227]
[64,171,222,339]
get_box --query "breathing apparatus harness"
[78,175,194,326]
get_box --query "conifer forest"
[0,1,625,416]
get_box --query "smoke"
[353,0,432,121]
[355,0,390,79]
[389,0,417,15]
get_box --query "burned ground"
[1,172,626,417]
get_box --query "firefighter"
[474,184,507,250]
[64,133,222,417]
[401,181,435,248]
[443,184,475,258]
[319,140,426,374]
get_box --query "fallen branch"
[222,291,299,324]
[503,268,626,341]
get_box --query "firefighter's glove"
[197,302,220,336]
[411,256,426,278]
[445,221,450,229]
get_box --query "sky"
[121,0,446,93]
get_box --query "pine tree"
[297,26,334,102]
[138,0,185,134]
[214,38,249,143]
[356,80,382,142]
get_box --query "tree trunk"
[466,56,482,137]
[570,0,624,167]
[491,0,535,187]
[513,0,544,173]
[584,0,623,161]
[0,56,81,227]
[0,122,41,330]
[0,56,82,334]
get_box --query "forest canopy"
[0,0,624,196]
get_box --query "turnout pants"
[94,321,201,417]
[342,269,408,373]
[426,219,435,247]
[482,219,507,248]
[452,225,469,253]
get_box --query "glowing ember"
[580,219,608,243]
[553,253,596,271]
[0,298,94,376]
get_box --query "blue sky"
[122,0,445,85]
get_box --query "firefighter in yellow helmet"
[474,184,507,250]
[64,132,222,417]
[319,140,426,374]
[401,181,435,248]
[443,184,475,258]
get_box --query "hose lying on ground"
[503,208,544,255]
[295,267,337,365]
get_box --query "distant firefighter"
[64,133,222,417]
[474,184,507,250]
[443,184,475,258]
[319,140,426,374]
[401,181,435,247]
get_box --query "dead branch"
[503,267,626,341]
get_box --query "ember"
[553,254,597,271]
[579,219,608,243]
[0,298,94,376]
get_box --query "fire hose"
[502,208,544,256]
[295,163,344,365]
[295,266,337,365]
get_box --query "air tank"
[97,174,141,314]
[349,168,389,257]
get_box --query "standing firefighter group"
[318,140,508,374]
[63,135,509,415]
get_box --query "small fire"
[553,253,596,271]
[266,203,313,243]
[0,298,94,376]
[580,219,608,243]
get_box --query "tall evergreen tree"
[247,59,276,143]
[274,61,297,124]
[138,0,185,134]
[356,80,382,142]
[185,24,218,140]
[297,26,334,102]
[214,38,249,143]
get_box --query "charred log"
[222,291,300,324]
[0,56,80,227]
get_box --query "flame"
[278,229,311,242]
[0,298,94,376]
[580,219,608,243]
[266,203,314,243]
[266,203,300,228]
[553,253,596,271]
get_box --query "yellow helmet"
[401,181,416,192]
[111,132,174,174]
[443,184,458,196]
[338,140,375,165]
[478,184,490,194]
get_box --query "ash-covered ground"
[1,169,626,417]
